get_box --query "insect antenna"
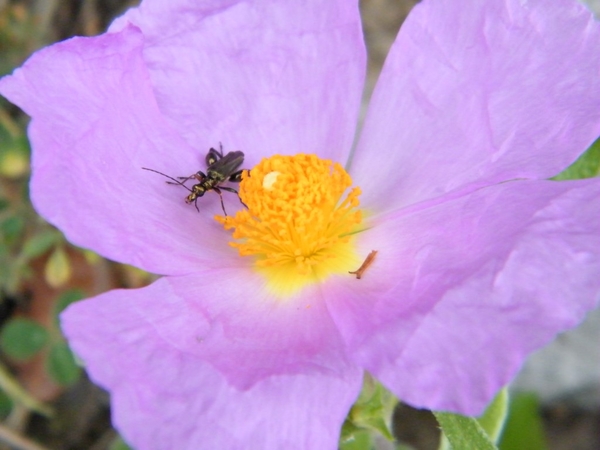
[141,167,193,193]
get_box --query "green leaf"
[553,137,600,180]
[20,230,60,260]
[109,435,133,450]
[343,375,397,442]
[434,411,498,450]
[46,342,81,386]
[0,389,14,418]
[0,256,17,293]
[0,318,49,360]
[499,392,547,450]
[0,111,29,179]
[339,429,373,450]
[478,388,509,443]
[0,362,52,417]
[54,289,86,317]
[53,289,86,329]
[0,215,24,244]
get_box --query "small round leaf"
[46,342,81,386]
[21,230,60,260]
[0,318,49,360]
[54,289,86,316]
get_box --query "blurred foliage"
[46,342,81,386]
[53,288,85,318]
[0,288,83,385]
[110,436,133,450]
[0,99,62,295]
[499,392,548,450]
[0,317,48,360]
[0,388,13,417]
[0,1,146,448]
[44,246,72,289]
[0,3,44,77]
[477,388,509,444]
[340,430,375,450]
[436,389,508,450]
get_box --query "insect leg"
[165,171,206,185]
[220,186,248,209]
[228,169,244,182]
[212,187,228,216]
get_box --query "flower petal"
[0,26,239,274]
[63,270,357,390]
[167,271,364,389]
[329,178,600,414]
[61,286,363,450]
[110,0,366,165]
[353,0,600,212]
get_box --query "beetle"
[142,144,247,215]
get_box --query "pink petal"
[63,270,357,390]
[173,274,357,389]
[110,0,366,166]
[328,178,600,414]
[353,0,600,212]
[62,286,362,449]
[0,26,241,275]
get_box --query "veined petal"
[0,26,240,275]
[110,0,366,166]
[174,270,360,388]
[327,178,600,414]
[353,0,600,212]
[61,286,363,450]
[63,271,357,390]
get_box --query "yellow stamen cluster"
[216,154,363,297]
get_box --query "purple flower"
[2,0,600,448]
